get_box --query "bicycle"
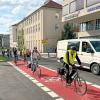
[14,55,18,65]
[31,58,41,78]
[57,65,87,96]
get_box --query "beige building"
[16,0,62,52]
[62,0,100,38]
[10,24,18,48]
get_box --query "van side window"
[67,41,80,51]
[82,42,92,52]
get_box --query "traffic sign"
[42,40,48,44]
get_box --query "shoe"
[66,83,71,86]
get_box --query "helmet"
[70,46,76,50]
[34,47,37,49]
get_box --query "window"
[55,13,59,19]
[86,0,100,7]
[33,16,34,23]
[35,13,37,21]
[80,23,86,32]
[33,26,34,33]
[62,4,69,16]
[36,25,37,32]
[38,24,40,31]
[76,0,84,10]
[80,20,94,32]
[70,1,76,13]
[86,21,94,30]
[90,41,100,52]
[82,42,93,52]
[55,24,59,30]
[96,19,100,29]
[38,12,40,20]
[67,41,80,51]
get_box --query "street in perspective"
[0,0,100,100]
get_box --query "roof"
[58,39,100,42]
[42,0,62,9]
[13,0,62,26]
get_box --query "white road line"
[56,98,64,100]
[41,87,51,92]
[31,79,39,83]
[28,77,35,80]
[36,83,44,87]
[25,74,31,77]
[47,91,59,98]
[91,84,100,89]
[86,82,92,85]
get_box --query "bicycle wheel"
[74,76,87,96]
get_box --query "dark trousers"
[63,63,76,83]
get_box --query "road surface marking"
[47,91,60,98]
[36,83,44,87]
[41,87,51,92]
[56,98,64,100]
[91,84,100,89]
[8,62,62,99]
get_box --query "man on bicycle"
[32,47,41,72]
[63,46,81,86]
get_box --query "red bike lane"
[12,61,100,100]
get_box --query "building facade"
[10,24,18,48]
[62,0,100,38]
[0,34,10,48]
[0,34,2,48]
[16,0,62,52]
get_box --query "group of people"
[13,47,41,71]
[2,49,12,57]
[3,45,81,86]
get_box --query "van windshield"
[90,41,100,52]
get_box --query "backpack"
[57,68,65,75]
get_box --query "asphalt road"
[39,57,100,86]
[0,62,55,100]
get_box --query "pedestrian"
[7,49,10,58]
[13,48,18,64]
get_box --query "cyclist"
[32,47,41,72]
[22,48,27,63]
[63,46,82,86]
[13,48,18,64]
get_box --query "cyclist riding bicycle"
[63,46,82,86]
[32,47,41,72]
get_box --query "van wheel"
[60,57,63,63]
[91,64,100,75]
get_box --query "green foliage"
[17,29,24,49]
[61,23,76,40]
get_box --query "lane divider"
[8,62,64,100]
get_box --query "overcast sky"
[0,0,63,34]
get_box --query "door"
[79,41,94,67]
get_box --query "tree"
[17,29,24,49]
[61,23,76,40]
